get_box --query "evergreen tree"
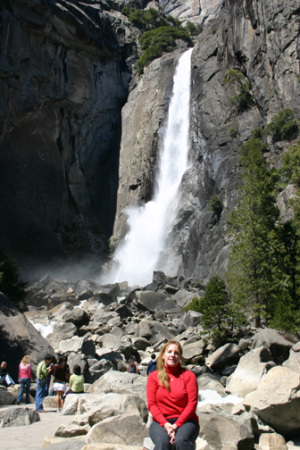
[198,276,232,346]
[227,138,289,328]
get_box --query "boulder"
[258,432,287,450]
[86,414,147,446]
[197,373,226,397]
[182,339,206,364]
[88,370,146,398]
[183,310,203,328]
[250,329,293,365]
[0,407,40,427]
[134,319,175,344]
[206,343,240,371]
[135,291,182,315]
[0,389,15,405]
[58,335,96,357]
[198,408,256,450]
[243,366,300,435]
[0,292,56,380]
[226,347,275,398]
[283,341,300,372]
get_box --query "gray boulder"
[86,413,147,446]
[0,407,40,427]
[135,291,182,315]
[0,292,55,380]
[226,347,275,398]
[198,407,257,450]
[244,366,300,435]
[251,329,293,365]
[206,343,241,371]
[0,389,15,406]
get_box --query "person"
[147,353,157,375]
[17,355,33,404]
[51,356,70,412]
[0,361,15,387]
[146,340,199,450]
[35,353,52,412]
[65,364,84,395]
[127,355,139,374]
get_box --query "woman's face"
[162,343,181,368]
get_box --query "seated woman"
[146,340,199,450]
[65,364,84,395]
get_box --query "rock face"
[0,0,137,268]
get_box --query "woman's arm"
[175,371,198,427]
[146,373,167,426]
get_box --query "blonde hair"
[157,340,183,391]
[22,355,31,365]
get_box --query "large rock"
[226,347,274,398]
[0,407,40,427]
[88,370,147,398]
[206,344,241,371]
[243,366,300,435]
[86,414,147,446]
[250,329,293,365]
[0,292,56,380]
[198,408,257,450]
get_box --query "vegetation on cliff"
[122,7,197,73]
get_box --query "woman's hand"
[164,422,178,444]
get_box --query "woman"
[52,356,70,412]
[146,340,199,450]
[17,355,33,404]
[65,364,84,395]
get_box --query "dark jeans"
[150,419,199,450]
[35,378,49,411]
[17,377,31,403]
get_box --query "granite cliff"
[0,0,299,284]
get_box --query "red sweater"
[18,363,32,380]
[146,365,199,428]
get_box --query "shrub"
[184,21,203,36]
[184,296,202,313]
[209,196,223,219]
[264,109,299,143]
[224,69,254,112]
[137,26,192,73]
[229,126,238,138]
[280,140,300,186]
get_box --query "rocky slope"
[2,276,300,449]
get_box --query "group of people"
[0,355,85,413]
[2,340,199,449]
[35,354,85,412]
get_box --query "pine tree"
[198,276,232,346]
[227,138,289,328]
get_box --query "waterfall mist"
[103,49,193,287]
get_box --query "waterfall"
[105,48,193,287]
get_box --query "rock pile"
[2,272,300,449]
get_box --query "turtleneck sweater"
[146,364,199,428]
